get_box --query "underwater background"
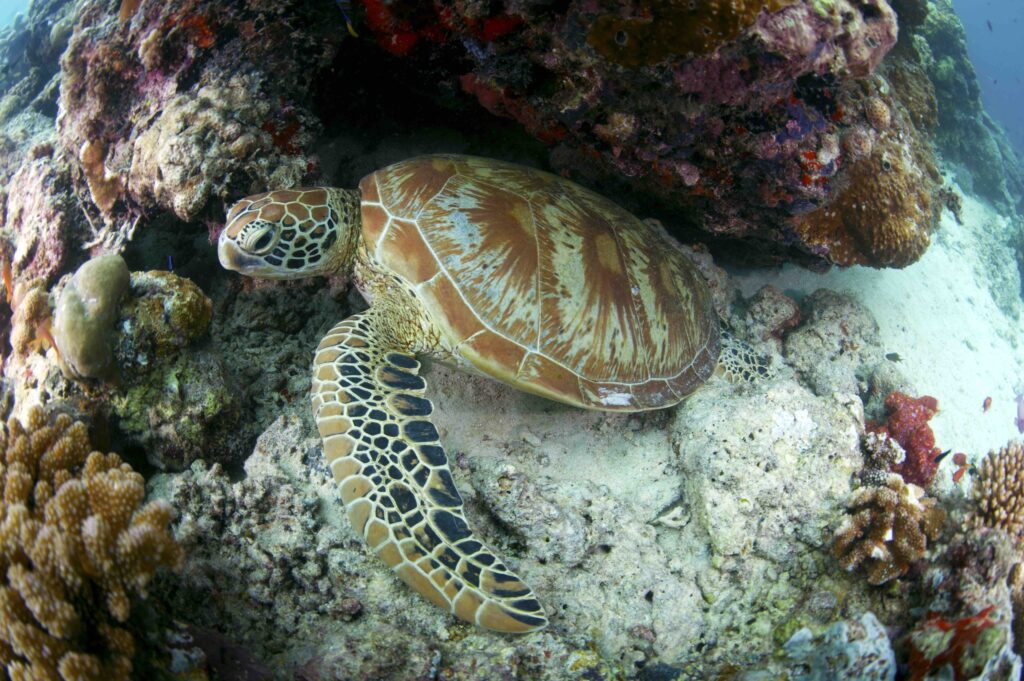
[0,0,1023,679]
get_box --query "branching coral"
[969,440,1024,546]
[832,474,945,585]
[0,406,184,680]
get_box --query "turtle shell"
[359,155,719,411]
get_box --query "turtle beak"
[217,231,262,275]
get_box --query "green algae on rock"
[119,270,213,357]
[110,269,237,471]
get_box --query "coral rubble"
[0,406,183,680]
[832,474,944,585]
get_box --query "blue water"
[951,0,1024,156]
[0,0,28,29]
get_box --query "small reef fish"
[983,396,992,413]
[987,20,994,32]
[335,0,359,37]
[1016,392,1024,434]
[1,257,11,304]
[951,452,970,484]
[885,352,902,362]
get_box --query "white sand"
[733,181,1024,458]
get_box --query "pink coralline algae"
[56,0,340,225]
[868,391,942,488]
[354,0,941,267]
[1,144,85,287]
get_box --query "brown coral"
[794,130,938,268]
[970,440,1024,546]
[0,406,184,680]
[832,474,945,584]
[864,96,891,131]
[587,0,799,67]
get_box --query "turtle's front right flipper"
[312,311,547,633]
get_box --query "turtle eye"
[241,224,278,254]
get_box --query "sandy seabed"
[735,177,1024,460]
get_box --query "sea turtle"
[218,154,766,634]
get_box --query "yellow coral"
[970,440,1024,545]
[0,407,183,680]
[832,474,945,584]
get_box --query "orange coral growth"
[79,140,123,215]
[793,131,938,267]
[587,0,798,67]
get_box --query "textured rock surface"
[110,269,236,471]
[353,0,946,267]
[145,272,925,677]
[56,0,339,232]
[774,612,896,681]
[784,289,911,413]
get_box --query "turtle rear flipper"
[312,311,547,633]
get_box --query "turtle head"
[218,187,359,279]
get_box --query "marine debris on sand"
[0,0,1021,678]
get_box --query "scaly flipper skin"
[311,309,548,633]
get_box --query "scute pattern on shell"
[359,155,720,411]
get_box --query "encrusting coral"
[969,440,1024,546]
[832,474,945,585]
[868,391,942,487]
[0,406,183,680]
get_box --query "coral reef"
[56,0,340,230]
[907,531,1022,681]
[110,269,235,471]
[859,430,906,487]
[1,144,84,288]
[7,278,54,360]
[350,0,946,267]
[0,406,183,680]
[916,0,1024,212]
[832,474,944,585]
[792,114,939,267]
[970,440,1024,546]
[52,253,130,381]
[869,391,942,487]
[777,612,896,681]
[118,270,212,356]
[126,74,312,222]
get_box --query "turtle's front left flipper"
[312,311,547,633]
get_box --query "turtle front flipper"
[312,312,547,633]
